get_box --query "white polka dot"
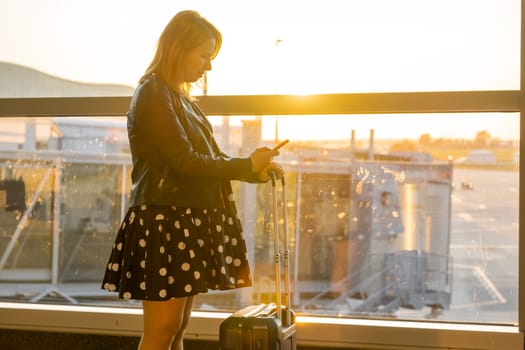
[224,235,230,243]
[202,261,207,268]
[168,276,175,284]
[121,222,126,229]
[238,279,245,284]
[220,266,226,274]
[139,218,144,226]
[225,256,233,264]
[175,221,181,229]
[216,225,222,232]
[104,283,116,291]
[218,245,224,253]
[159,289,167,298]
[194,218,201,226]
[155,214,165,220]
[166,233,171,241]
[197,239,204,247]
[221,214,226,222]
[107,263,112,270]
[203,209,208,214]
[182,263,190,271]
[116,242,123,251]
[158,224,163,232]
[234,259,242,267]
[140,204,147,210]
[231,238,238,246]
[168,254,173,263]
[139,239,146,247]
[126,271,132,279]
[211,269,216,277]
[129,212,135,223]
[140,260,146,269]
[184,284,192,293]
[228,217,234,225]
[160,246,165,254]
[145,229,150,236]
[159,267,167,276]
[184,229,189,237]
[186,208,192,214]
[123,292,132,299]
[229,277,236,284]
[178,242,186,250]
[111,263,119,272]
[189,250,195,258]
[140,281,146,290]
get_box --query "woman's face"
[183,38,216,83]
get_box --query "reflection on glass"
[293,162,453,316]
[0,114,518,325]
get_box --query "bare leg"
[170,295,195,350]
[138,297,192,350]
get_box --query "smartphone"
[272,139,289,151]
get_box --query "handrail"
[0,90,520,117]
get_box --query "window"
[0,0,519,97]
[0,1,521,348]
[0,111,518,325]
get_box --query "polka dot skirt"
[101,203,252,300]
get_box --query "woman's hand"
[249,147,279,173]
[257,162,284,182]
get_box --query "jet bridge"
[292,160,453,316]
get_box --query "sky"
[0,0,521,140]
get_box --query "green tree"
[474,130,491,148]
[390,139,417,152]
[419,133,432,145]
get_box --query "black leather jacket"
[127,73,260,208]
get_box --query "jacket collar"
[178,94,213,136]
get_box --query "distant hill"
[0,61,134,97]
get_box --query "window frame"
[0,90,521,349]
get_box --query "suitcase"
[219,172,297,350]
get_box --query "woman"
[101,10,282,350]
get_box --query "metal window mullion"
[518,0,525,336]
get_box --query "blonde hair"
[142,10,222,97]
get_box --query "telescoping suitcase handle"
[269,171,293,327]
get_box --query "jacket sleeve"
[218,150,268,183]
[133,79,255,180]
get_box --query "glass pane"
[0,0,519,97]
[0,113,518,325]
